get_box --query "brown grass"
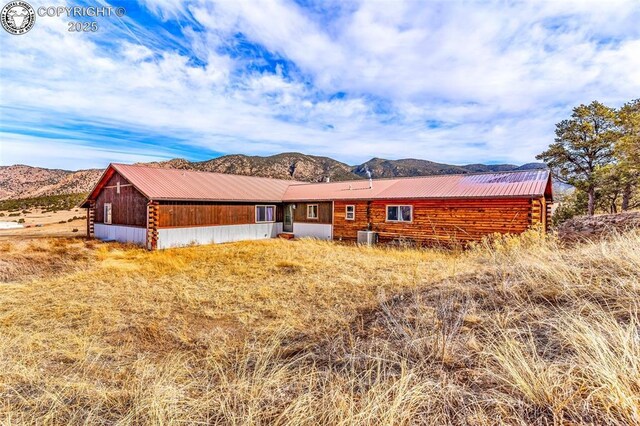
[0,230,638,425]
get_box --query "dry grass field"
[0,218,87,241]
[0,207,85,227]
[0,229,639,425]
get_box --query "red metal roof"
[85,164,550,204]
[282,170,551,201]
[110,163,304,202]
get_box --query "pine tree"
[537,101,617,215]
[615,99,640,210]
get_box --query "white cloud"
[1,134,173,170]
[1,0,639,169]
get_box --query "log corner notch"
[86,200,96,238]
[146,200,159,250]
[529,197,549,232]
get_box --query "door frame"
[283,203,294,232]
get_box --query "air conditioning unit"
[357,230,377,246]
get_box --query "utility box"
[357,230,378,246]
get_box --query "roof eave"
[79,164,115,208]
[282,194,546,202]
[80,163,155,208]
[152,197,285,203]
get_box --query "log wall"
[333,200,369,241]
[147,201,159,249]
[86,200,95,237]
[334,198,538,244]
[531,198,543,228]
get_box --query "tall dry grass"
[0,230,638,425]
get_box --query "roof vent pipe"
[365,167,373,189]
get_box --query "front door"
[283,204,294,232]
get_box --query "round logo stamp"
[1,1,35,35]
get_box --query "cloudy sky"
[1,0,639,170]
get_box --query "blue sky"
[1,0,639,170]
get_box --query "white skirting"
[293,222,332,240]
[157,222,283,249]
[94,223,146,245]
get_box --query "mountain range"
[0,152,547,201]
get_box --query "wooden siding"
[333,200,370,241]
[95,171,148,227]
[371,198,533,244]
[334,198,537,244]
[292,202,332,224]
[157,202,284,228]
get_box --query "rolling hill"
[0,153,547,201]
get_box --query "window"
[256,205,275,223]
[116,181,121,194]
[386,205,412,222]
[345,205,355,220]
[307,204,318,219]
[104,203,112,224]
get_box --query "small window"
[345,205,355,220]
[386,205,412,222]
[104,203,112,224]
[116,181,121,194]
[307,204,318,219]
[256,205,275,223]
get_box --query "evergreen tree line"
[537,99,639,218]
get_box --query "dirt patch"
[556,211,640,242]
